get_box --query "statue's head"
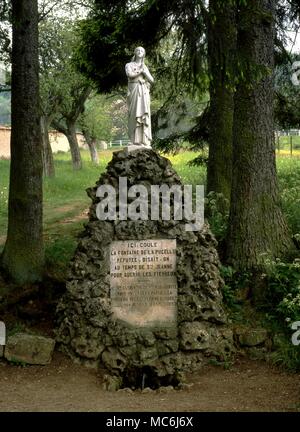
[132,46,145,62]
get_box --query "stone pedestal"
[125,144,151,153]
[56,149,233,389]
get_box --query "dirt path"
[0,353,299,412]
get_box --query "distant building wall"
[0,126,86,158]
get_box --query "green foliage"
[167,150,206,186]
[220,265,251,306]
[263,258,300,320]
[74,1,210,155]
[257,258,300,370]
[0,0,11,64]
[277,157,300,234]
[7,357,28,367]
[220,266,239,307]
[220,258,300,371]
[269,337,300,372]
[6,321,26,336]
[39,16,92,130]
[208,358,233,370]
[278,289,300,324]
[1,150,300,284]
[205,192,229,241]
[0,0,10,19]
[188,154,208,167]
[153,97,209,154]
[265,258,300,302]
[74,3,136,92]
[80,93,128,143]
[0,183,8,208]
[80,94,114,142]
[274,54,300,129]
[154,102,210,159]
[75,1,208,92]
[45,237,77,277]
[221,283,239,311]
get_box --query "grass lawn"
[278,135,300,156]
[0,147,299,276]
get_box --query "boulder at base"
[5,333,55,365]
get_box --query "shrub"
[263,258,300,319]
[261,258,300,370]
[205,192,229,241]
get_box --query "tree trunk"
[51,119,83,170]
[41,115,55,177]
[66,120,82,170]
[226,0,294,272]
[1,0,44,284]
[51,85,91,170]
[82,128,99,164]
[206,0,236,205]
[87,138,99,164]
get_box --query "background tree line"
[75,0,299,290]
[0,0,299,301]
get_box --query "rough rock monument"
[55,48,233,390]
[56,149,233,389]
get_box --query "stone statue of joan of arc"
[125,46,154,147]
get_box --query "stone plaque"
[110,239,177,327]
